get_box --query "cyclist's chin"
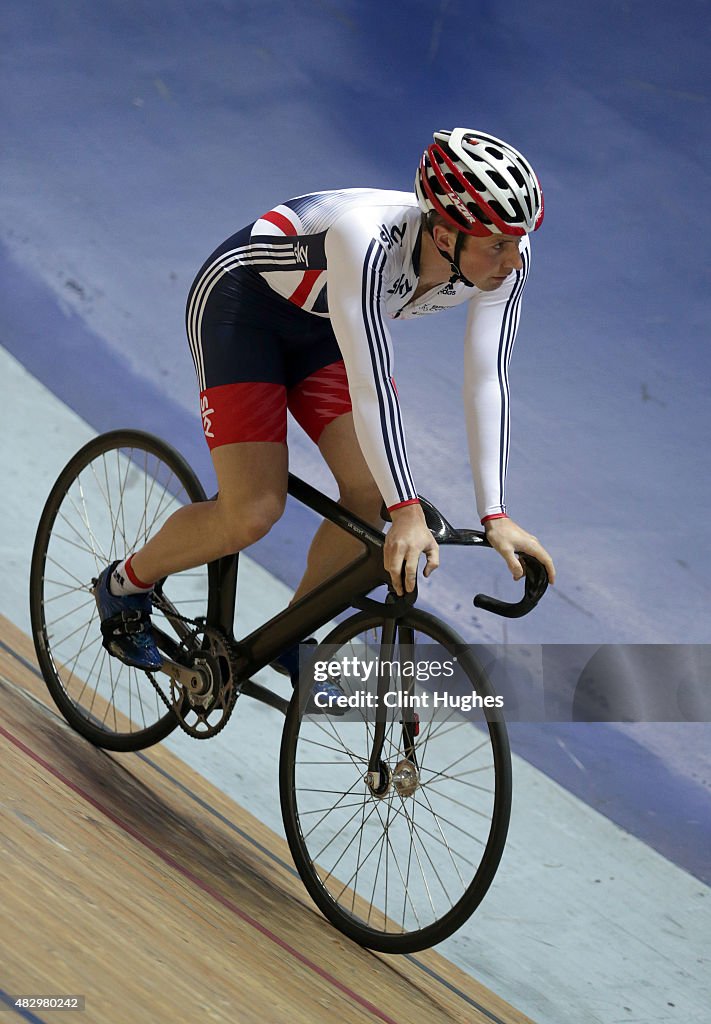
[483,276,509,290]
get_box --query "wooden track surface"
[0,616,536,1024]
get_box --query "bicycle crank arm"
[158,657,212,701]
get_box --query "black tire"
[30,430,208,751]
[279,608,512,953]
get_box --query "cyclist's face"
[433,225,524,290]
[459,234,524,290]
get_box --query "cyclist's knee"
[216,494,285,553]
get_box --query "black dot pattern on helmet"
[488,170,507,190]
[489,198,517,222]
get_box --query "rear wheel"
[30,430,209,751]
[279,608,512,953]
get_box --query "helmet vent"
[416,128,544,236]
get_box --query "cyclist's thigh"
[284,312,352,445]
[316,411,373,486]
[287,347,382,519]
[287,358,353,446]
[318,413,383,523]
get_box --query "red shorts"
[199,360,352,448]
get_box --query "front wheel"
[29,429,209,751]
[279,608,512,953]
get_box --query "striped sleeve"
[324,215,418,510]
[462,238,530,520]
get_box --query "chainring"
[148,621,242,738]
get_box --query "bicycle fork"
[364,620,421,799]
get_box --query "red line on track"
[0,723,401,1024]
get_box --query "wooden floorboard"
[0,616,536,1024]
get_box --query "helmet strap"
[437,231,474,288]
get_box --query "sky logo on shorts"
[201,395,215,438]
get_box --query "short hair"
[422,210,455,237]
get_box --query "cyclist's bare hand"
[484,517,556,584]
[385,504,439,595]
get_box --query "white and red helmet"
[415,128,544,236]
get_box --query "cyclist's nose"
[503,248,524,273]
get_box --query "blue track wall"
[2,0,710,878]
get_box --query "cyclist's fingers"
[534,547,556,584]
[508,551,525,581]
[385,536,439,593]
[422,543,440,578]
[492,540,524,581]
[519,540,556,584]
[400,548,420,593]
[529,552,556,584]
[385,549,407,595]
[405,537,442,588]
[390,564,405,595]
[386,549,420,594]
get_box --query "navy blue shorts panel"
[186,226,342,393]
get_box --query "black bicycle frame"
[157,472,548,715]
[206,474,400,684]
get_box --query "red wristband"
[388,499,421,512]
[481,513,509,524]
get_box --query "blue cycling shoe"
[272,639,346,715]
[93,562,163,671]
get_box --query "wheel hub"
[364,759,421,799]
[364,761,392,798]
[392,759,420,797]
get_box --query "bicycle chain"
[146,606,243,739]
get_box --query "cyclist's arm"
[462,240,555,583]
[462,237,530,521]
[325,213,419,513]
[325,213,438,593]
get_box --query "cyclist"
[95,128,556,693]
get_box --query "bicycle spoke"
[43,595,96,629]
[317,799,385,887]
[412,785,467,893]
[285,612,510,950]
[44,554,93,592]
[33,433,206,749]
[298,734,369,764]
[298,800,372,814]
[305,780,370,849]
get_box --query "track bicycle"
[30,429,547,953]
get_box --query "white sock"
[109,556,153,596]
